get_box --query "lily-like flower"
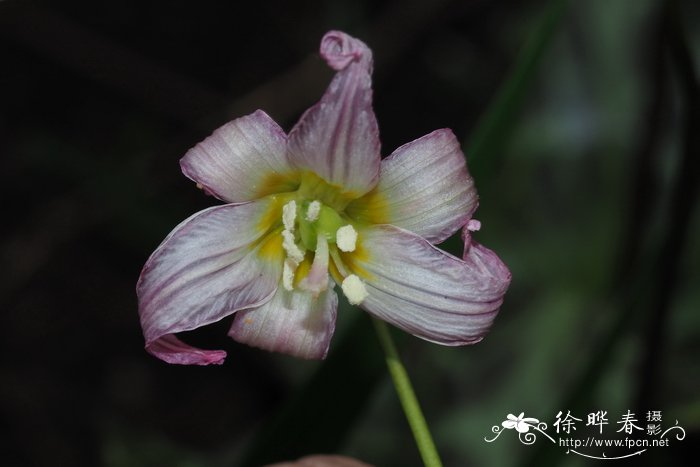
[137,31,511,364]
[502,413,540,433]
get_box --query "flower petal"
[288,31,380,197]
[516,422,531,433]
[229,286,338,360]
[143,334,227,366]
[346,225,510,345]
[347,129,477,244]
[137,200,282,365]
[180,110,297,203]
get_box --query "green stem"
[372,318,443,467]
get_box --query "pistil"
[298,234,330,296]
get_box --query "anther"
[282,259,296,291]
[306,200,321,222]
[341,274,368,305]
[336,224,357,252]
[282,230,304,264]
[282,200,297,232]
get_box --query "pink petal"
[180,110,297,203]
[347,129,478,244]
[229,287,338,360]
[137,201,282,365]
[350,225,510,345]
[288,31,380,197]
[145,335,227,365]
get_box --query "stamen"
[341,274,368,305]
[329,248,349,277]
[306,200,321,222]
[282,230,305,264]
[299,235,329,297]
[336,224,357,252]
[282,259,296,291]
[282,200,297,232]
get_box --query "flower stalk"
[372,318,443,467]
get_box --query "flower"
[502,413,540,433]
[136,30,511,365]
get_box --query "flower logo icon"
[502,413,540,433]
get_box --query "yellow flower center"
[255,173,369,304]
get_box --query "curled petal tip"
[320,30,371,71]
[467,219,481,232]
[289,30,379,194]
[145,335,227,365]
[462,219,482,253]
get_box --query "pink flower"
[136,31,511,364]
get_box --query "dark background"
[1,0,698,466]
